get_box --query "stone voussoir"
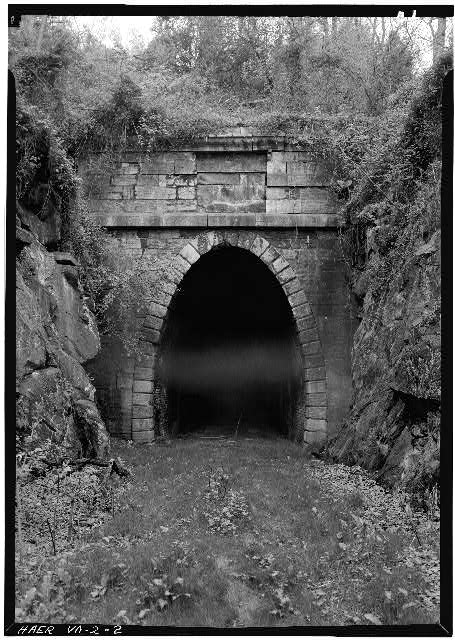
[236,233,255,251]
[132,430,156,443]
[174,254,193,276]
[260,245,280,266]
[306,392,327,407]
[134,367,156,381]
[296,315,315,332]
[305,380,327,394]
[143,315,164,332]
[150,288,172,308]
[293,302,312,320]
[303,366,326,381]
[138,340,158,355]
[132,405,154,419]
[277,266,297,286]
[304,430,327,446]
[288,289,308,309]
[147,301,167,319]
[250,236,270,257]
[140,328,161,344]
[271,255,289,274]
[179,243,200,265]
[133,380,154,394]
[305,406,327,420]
[305,418,327,432]
[132,392,153,406]
[300,341,323,356]
[298,327,320,344]
[132,418,154,431]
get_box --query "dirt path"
[16,437,440,627]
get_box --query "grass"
[15,437,440,627]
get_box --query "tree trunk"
[433,17,447,63]
[36,16,48,53]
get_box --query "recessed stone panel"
[198,173,241,185]
[197,152,266,173]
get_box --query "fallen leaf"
[364,613,382,625]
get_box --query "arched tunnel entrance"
[158,246,303,438]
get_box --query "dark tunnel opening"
[159,246,302,438]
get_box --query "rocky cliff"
[327,57,448,506]
[328,223,440,503]
[16,202,110,458]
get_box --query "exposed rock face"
[328,227,440,502]
[16,203,110,458]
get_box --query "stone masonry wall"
[86,228,353,442]
[82,130,354,445]
[80,129,339,228]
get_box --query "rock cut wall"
[16,203,110,458]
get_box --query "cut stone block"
[134,367,155,381]
[148,302,167,318]
[132,430,155,443]
[298,327,320,343]
[284,278,301,296]
[304,430,326,445]
[300,341,323,355]
[177,187,196,200]
[260,246,280,265]
[271,255,289,274]
[180,243,200,265]
[303,366,326,381]
[289,290,307,308]
[132,392,153,406]
[305,380,327,394]
[296,315,315,331]
[304,353,326,369]
[132,405,153,419]
[306,418,327,432]
[305,406,327,419]
[135,187,176,200]
[306,392,327,406]
[250,236,270,257]
[142,314,164,332]
[141,328,161,344]
[132,418,154,431]
[133,380,154,394]
[277,266,296,285]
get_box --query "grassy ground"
[15,436,440,627]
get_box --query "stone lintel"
[207,214,256,227]
[89,213,339,228]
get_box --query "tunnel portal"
[159,246,301,438]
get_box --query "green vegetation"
[16,439,439,626]
[10,16,451,351]
[12,17,447,623]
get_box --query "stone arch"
[131,230,327,446]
